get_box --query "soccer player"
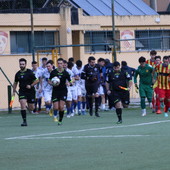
[106,61,132,124]
[146,50,157,67]
[41,60,54,116]
[153,56,162,114]
[13,58,39,126]
[49,58,71,125]
[81,56,102,117]
[154,56,170,117]
[75,60,86,115]
[32,61,43,114]
[134,56,154,116]
[97,58,107,111]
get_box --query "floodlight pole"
[30,0,35,61]
[111,0,117,62]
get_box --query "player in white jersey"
[75,60,86,115]
[32,61,43,114]
[65,61,79,117]
[41,60,54,115]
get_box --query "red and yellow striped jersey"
[155,64,170,90]
[146,59,156,67]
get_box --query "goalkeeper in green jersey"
[134,56,154,116]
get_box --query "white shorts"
[43,89,52,102]
[67,87,78,101]
[35,90,43,99]
[98,85,105,95]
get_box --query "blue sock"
[67,107,70,115]
[38,98,42,110]
[54,110,58,116]
[82,101,86,110]
[74,102,77,110]
[78,101,81,110]
[71,102,74,113]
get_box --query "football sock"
[54,110,58,117]
[95,97,99,113]
[88,96,93,110]
[77,101,81,111]
[59,111,64,122]
[116,108,122,121]
[34,99,38,112]
[67,107,70,115]
[82,101,86,110]
[141,97,146,109]
[21,110,26,122]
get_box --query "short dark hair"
[63,60,67,64]
[88,56,95,63]
[19,58,27,64]
[155,56,161,60]
[67,61,74,69]
[113,61,120,67]
[32,61,37,65]
[68,57,74,63]
[46,60,54,65]
[76,60,82,67]
[163,56,169,60]
[42,57,47,61]
[121,61,127,67]
[98,58,105,63]
[150,50,157,56]
[138,56,146,63]
[57,58,64,62]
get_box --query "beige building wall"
[0,8,170,109]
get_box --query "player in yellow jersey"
[155,56,170,117]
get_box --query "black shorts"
[52,89,67,102]
[19,90,35,103]
[111,90,130,106]
[85,82,99,96]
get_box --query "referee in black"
[106,61,132,124]
[81,56,102,117]
[13,58,39,126]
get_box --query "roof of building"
[66,0,158,16]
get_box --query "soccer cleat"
[89,109,93,116]
[54,117,58,122]
[95,113,100,117]
[70,113,74,117]
[78,110,81,115]
[58,121,62,126]
[164,112,168,118]
[82,110,86,115]
[21,122,27,126]
[141,109,146,116]
[156,110,162,114]
[49,109,53,117]
[116,120,122,124]
[66,115,71,118]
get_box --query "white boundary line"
[14,135,152,140]
[5,120,170,140]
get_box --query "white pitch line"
[13,135,152,140]
[5,120,170,140]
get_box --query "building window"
[10,31,59,54]
[135,30,170,51]
[84,31,120,53]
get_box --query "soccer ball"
[51,76,60,85]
